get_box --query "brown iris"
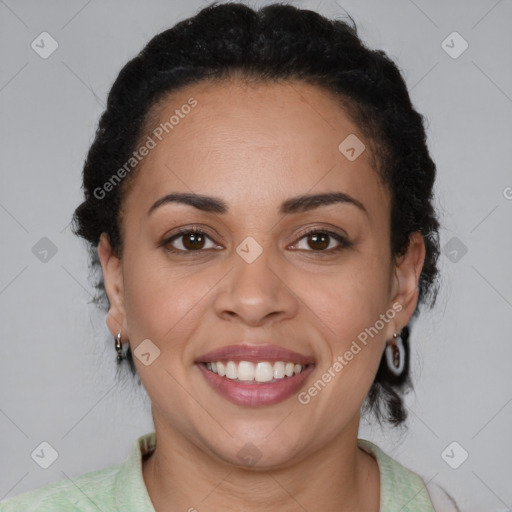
[307,232,329,251]
[182,232,206,250]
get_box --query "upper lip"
[195,344,315,365]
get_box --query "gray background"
[1,1,511,511]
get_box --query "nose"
[212,242,299,327]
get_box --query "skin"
[98,78,425,512]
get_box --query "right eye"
[161,227,220,254]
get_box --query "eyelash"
[160,226,352,256]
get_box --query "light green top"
[0,432,438,511]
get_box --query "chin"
[203,425,311,470]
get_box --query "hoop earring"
[115,330,125,363]
[385,331,405,376]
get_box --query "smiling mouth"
[201,360,313,383]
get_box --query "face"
[99,78,425,468]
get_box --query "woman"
[0,2,461,511]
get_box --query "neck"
[142,418,380,512]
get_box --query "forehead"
[123,78,389,218]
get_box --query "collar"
[115,432,156,512]
[357,438,435,511]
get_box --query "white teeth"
[273,361,285,379]
[237,361,255,381]
[225,361,237,379]
[204,360,307,382]
[255,362,274,382]
[217,361,226,377]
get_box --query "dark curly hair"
[72,1,440,428]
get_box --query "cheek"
[300,257,392,341]
[121,247,211,351]
[295,262,392,411]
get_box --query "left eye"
[292,230,350,253]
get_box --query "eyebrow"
[147,191,368,216]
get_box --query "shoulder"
[0,463,121,512]
[0,432,156,512]
[357,438,460,512]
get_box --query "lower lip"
[197,363,315,407]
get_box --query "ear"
[389,232,426,331]
[97,232,127,338]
